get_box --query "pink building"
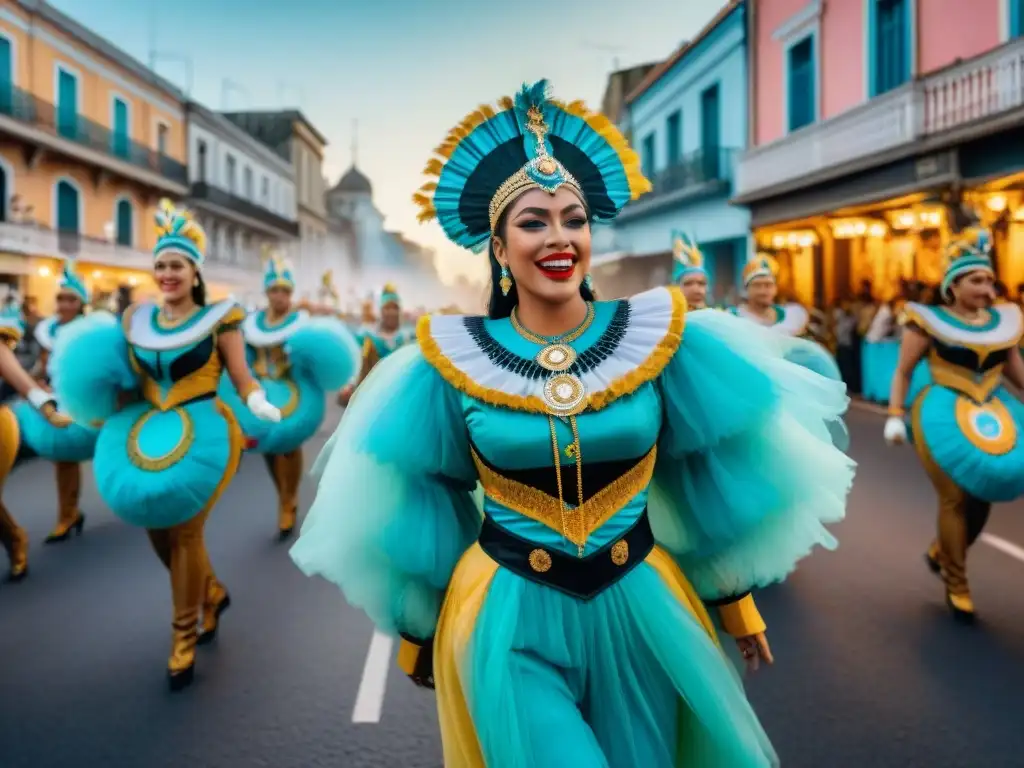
[733,0,1024,306]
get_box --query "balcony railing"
[618,147,735,221]
[190,182,300,237]
[736,35,1024,199]
[0,84,187,186]
[0,220,262,290]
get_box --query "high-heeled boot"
[166,515,208,690]
[45,461,85,543]
[275,449,303,539]
[0,501,28,581]
[198,572,231,645]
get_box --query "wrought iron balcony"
[735,34,1024,201]
[618,147,735,221]
[0,84,187,189]
[0,221,261,290]
[189,182,300,237]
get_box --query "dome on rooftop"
[333,166,372,194]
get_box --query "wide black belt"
[478,510,654,601]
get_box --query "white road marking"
[352,630,394,724]
[980,533,1024,564]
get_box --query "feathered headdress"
[262,249,295,292]
[380,282,400,308]
[154,199,206,268]
[671,231,705,282]
[57,259,89,303]
[742,253,779,287]
[318,269,339,301]
[413,79,651,252]
[941,227,994,298]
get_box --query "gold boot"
[165,514,209,691]
[946,591,975,624]
[278,449,303,539]
[197,575,231,646]
[0,502,28,582]
[46,461,85,543]
[168,612,199,691]
[269,450,302,539]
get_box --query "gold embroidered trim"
[928,353,1003,403]
[278,379,300,418]
[471,446,657,547]
[127,407,195,471]
[417,287,687,414]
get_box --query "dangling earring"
[499,263,513,297]
[583,273,594,291]
[193,277,200,287]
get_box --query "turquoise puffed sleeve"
[285,317,362,391]
[50,311,139,426]
[290,344,480,641]
[649,309,856,601]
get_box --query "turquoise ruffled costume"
[51,300,247,528]
[14,315,97,463]
[294,78,853,768]
[903,301,1024,501]
[293,287,854,767]
[219,309,360,454]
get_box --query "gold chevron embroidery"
[471,446,657,547]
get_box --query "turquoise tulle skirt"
[222,318,359,455]
[460,555,777,768]
[218,375,324,455]
[94,397,242,529]
[13,400,97,463]
[912,382,1024,502]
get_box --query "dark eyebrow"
[514,203,585,219]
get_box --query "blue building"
[595,1,750,302]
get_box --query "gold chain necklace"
[158,304,200,329]
[510,303,595,417]
[548,414,586,557]
[510,302,595,345]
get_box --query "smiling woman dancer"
[884,227,1024,623]
[13,260,97,544]
[219,254,360,538]
[52,201,281,690]
[292,80,854,767]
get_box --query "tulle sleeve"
[290,344,480,640]
[285,317,361,391]
[50,311,139,426]
[649,309,855,601]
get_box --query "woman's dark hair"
[192,271,207,307]
[486,200,596,319]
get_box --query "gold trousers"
[917,436,992,597]
[50,461,82,536]
[146,510,226,674]
[0,406,25,577]
[263,449,303,532]
[0,501,27,578]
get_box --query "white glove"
[246,389,281,423]
[883,416,907,445]
[26,387,56,412]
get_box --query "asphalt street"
[2,405,1024,767]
